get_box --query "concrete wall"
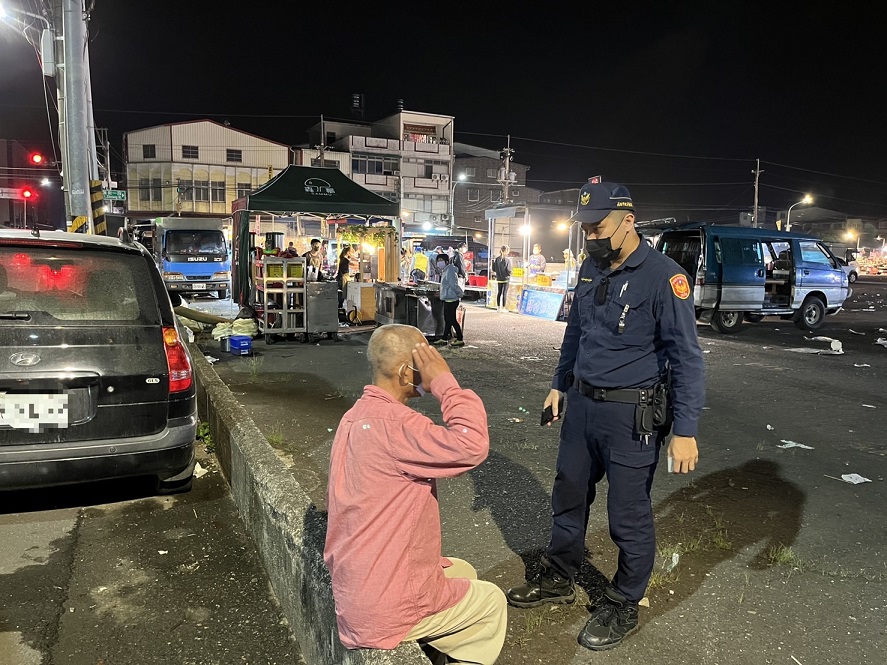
[190,348,429,665]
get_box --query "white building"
[297,109,454,231]
[124,120,291,219]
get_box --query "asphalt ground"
[188,276,887,665]
[0,443,304,665]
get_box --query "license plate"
[0,393,70,432]
[192,283,207,290]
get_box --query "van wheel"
[710,309,743,334]
[744,313,765,323]
[848,271,857,283]
[794,296,826,331]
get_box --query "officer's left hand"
[667,435,698,473]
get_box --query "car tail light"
[162,326,192,392]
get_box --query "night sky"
[2,1,887,222]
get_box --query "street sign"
[0,187,24,200]
[102,189,126,201]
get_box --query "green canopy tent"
[231,165,400,305]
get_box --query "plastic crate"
[229,335,253,355]
[287,263,304,278]
[266,263,284,278]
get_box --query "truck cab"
[654,223,851,334]
[142,218,231,299]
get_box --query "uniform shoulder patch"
[669,273,691,299]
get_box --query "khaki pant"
[404,558,507,665]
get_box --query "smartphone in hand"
[540,395,566,426]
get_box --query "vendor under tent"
[230,165,400,307]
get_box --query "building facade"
[124,120,291,219]
[452,143,539,233]
[298,110,455,231]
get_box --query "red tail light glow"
[162,326,193,392]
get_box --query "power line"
[761,160,887,186]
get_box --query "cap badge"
[580,192,591,206]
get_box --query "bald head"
[367,324,426,381]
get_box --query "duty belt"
[573,378,654,405]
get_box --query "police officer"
[505,181,705,651]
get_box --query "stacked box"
[229,335,253,355]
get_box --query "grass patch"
[648,569,680,590]
[766,544,807,569]
[266,428,284,446]
[245,355,265,379]
[711,530,733,550]
[197,421,215,453]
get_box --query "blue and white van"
[654,223,851,333]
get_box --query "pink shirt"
[324,373,490,649]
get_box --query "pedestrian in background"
[492,245,512,311]
[506,181,705,651]
[435,254,465,348]
[324,325,505,664]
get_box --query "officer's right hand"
[543,389,563,426]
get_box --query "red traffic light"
[29,153,45,165]
[22,188,34,199]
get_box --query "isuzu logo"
[187,256,209,262]
[9,352,41,367]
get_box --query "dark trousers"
[496,281,508,307]
[546,387,663,602]
[442,300,463,341]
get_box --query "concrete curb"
[190,346,428,665]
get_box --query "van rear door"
[714,235,766,311]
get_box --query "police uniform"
[547,235,705,602]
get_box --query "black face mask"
[585,222,629,269]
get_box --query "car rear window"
[0,247,159,324]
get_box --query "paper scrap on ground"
[766,424,774,430]
[861,404,876,409]
[194,462,208,478]
[204,355,219,364]
[848,329,865,335]
[778,440,814,450]
[854,363,871,367]
[841,473,871,484]
[875,338,887,348]
[785,347,844,355]
[519,356,542,361]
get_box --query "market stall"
[231,166,400,343]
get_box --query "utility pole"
[60,0,95,233]
[499,135,515,203]
[315,114,326,165]
[751,158,763,228]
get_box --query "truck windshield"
[166,231,226,255]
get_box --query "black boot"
[577,587,639,651]
[506,560,575,608]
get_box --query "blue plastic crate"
[229,335,253,355]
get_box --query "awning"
[237,165,399,217]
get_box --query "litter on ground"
[854,363,871,367]
[194,462,208,478]
[840,473,872,484]
[848,329,865,335]
[861,404,876,409]
[778,440,814,450]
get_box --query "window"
[487,168,497,179]
[211,180,225,202]
[467,188,479,202]
[352,155,399,175]
[226,149,242,163]
[142,144,156,159]
[311,158,339,168]
[491,190,502,203]
[151,178,162,201]
[720,237,762,266]
[182,145,199,160]
[194,180,209,202]
[236,181,252,198]
[138,177,150,202]
[799,241,835,266]
[465,167,476,177]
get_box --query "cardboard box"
[229,335,253,355]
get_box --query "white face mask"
[400,363,426,396]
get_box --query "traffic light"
[29,153,45,166]
[21,187,34,200]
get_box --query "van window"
[720,237,762,266]
[798,241,835,267]
[659,233,701,278]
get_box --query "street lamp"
[784,194,812,232]
[449,173,467,232]
[846,231,861,254]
